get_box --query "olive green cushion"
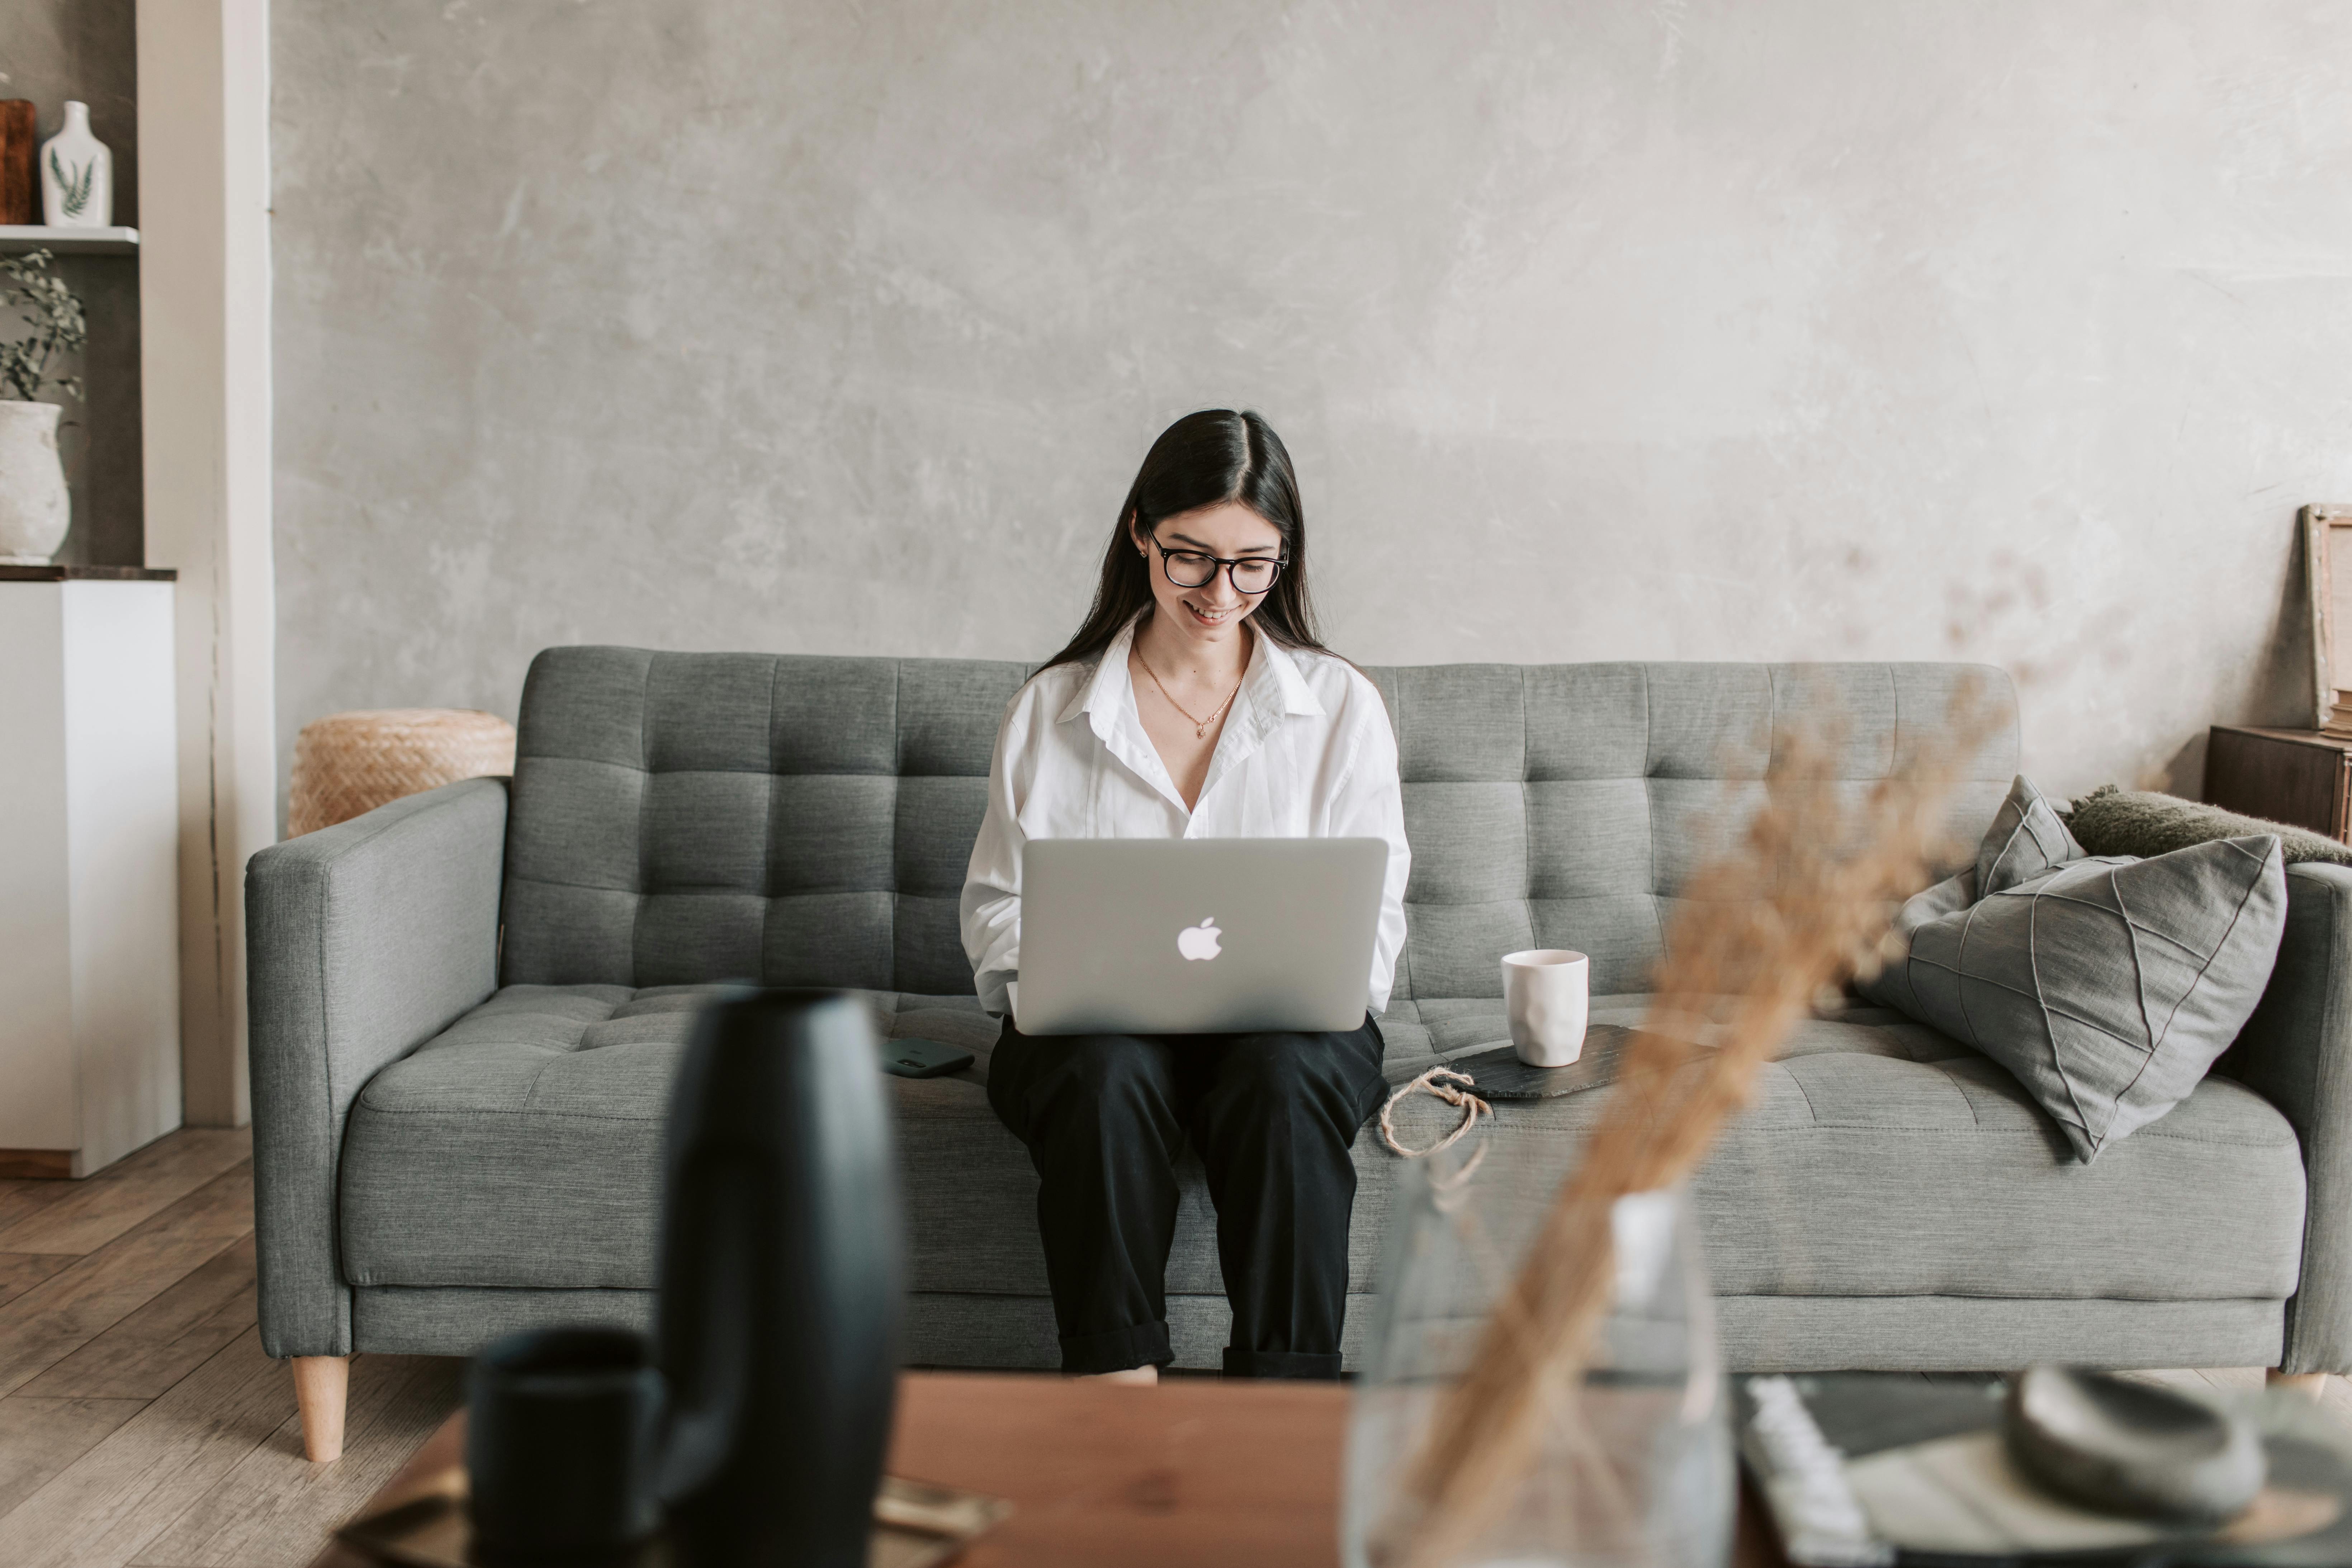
[2065,785,2352,867]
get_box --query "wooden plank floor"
[0,1127,2348,1566]
[0,1129,463,1568]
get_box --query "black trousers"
[986,1015,1388,1379]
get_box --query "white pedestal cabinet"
[0,569,182,1176]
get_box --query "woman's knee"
[1002,1032,1178,1131]
[1215,1031,1364,1108]
[1058,1034,1174,1094]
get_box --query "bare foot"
[1082,1365,1160,1386]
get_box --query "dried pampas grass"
[1377,691,1993,1568]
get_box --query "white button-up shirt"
[959,613,1411,1019]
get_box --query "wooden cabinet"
[0,570,180,1176]
[2205,725,2352,841]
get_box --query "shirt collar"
[1056,610,1324,734]
[1249,631,1326,721]
[1056,615,1138,736]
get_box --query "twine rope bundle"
[1377,1065,1493,1186]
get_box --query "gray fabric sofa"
[249,649,2351,1420]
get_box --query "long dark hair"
[1040,408,1333,672]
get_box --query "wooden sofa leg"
[294,1355,350,1462]
[2268,1367,2330,1403]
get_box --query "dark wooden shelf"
[0,564,176,581]
[2207,725,2352,840]
[2215,725,2352,748]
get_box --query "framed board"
[2308,504,2352,734]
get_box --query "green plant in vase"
[0,249,86,563]
[0,248,87,403]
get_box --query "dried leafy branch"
[1376,688,1993,1568]
[0,249,86,403]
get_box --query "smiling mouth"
[1184,599,1239,625]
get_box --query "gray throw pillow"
[1869,831,2288,1163]
[2066,784,2352,867]
[1864,774,2078,1009]
[1978,773,2086,894]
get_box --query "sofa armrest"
[2223,861,2352,1374]
[246,777,508,1359]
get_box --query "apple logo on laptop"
[1178,917,1222,962]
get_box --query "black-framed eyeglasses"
[1149,538,1288,595]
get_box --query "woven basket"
[288,708,518,837]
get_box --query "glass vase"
[1344,1152,1732,1568]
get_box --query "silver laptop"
[1013,837,1388,1036]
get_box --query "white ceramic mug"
[1502,949,1589,1067]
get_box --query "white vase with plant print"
[40,102,110,229]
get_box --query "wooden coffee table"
[314,1370,1783,1566]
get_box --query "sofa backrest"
[502,648,2018,999]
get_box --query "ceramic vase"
[40,101,110,228]
[656,989,905,1568]
[1343,1155,1733,1568]
[0,399,70,562]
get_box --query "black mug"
[466,1326,665,1563]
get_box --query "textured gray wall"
[273,0,2352,804]
[1,0,141,566]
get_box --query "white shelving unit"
[0,224,139,256]
[0,570,181,1176]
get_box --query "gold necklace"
[1137,652,1244,739]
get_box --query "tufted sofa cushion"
[501,649,1031,996]
[339,985,2303,1310]
[500,651,2021,999]
[1367,662,2019,995]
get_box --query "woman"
[959,408,1410,1383]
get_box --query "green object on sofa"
[2067,784,2352,867]
[246,655,2336,1386]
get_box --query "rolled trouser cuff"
[1060,1320,1172,1375]
[1223,1347,1343,1380]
